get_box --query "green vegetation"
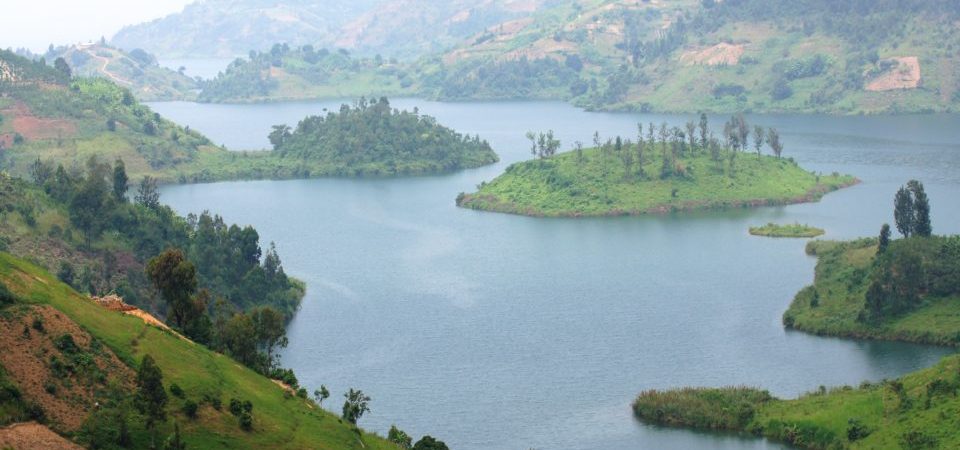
[635,356,960,449]
[635,180,960,448]
[459,116,854,217]
[37,43,198,101]
[749,223,824,238]
[0,251,402,449]
[268,97,498,176]
[199,44,416,103]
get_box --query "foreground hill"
[0,252,398,449]
[45,43,198,101]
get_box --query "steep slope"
[46,43,197,101]
[0,252,398,449]
[111,0,381,59]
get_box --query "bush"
[170,383,184,398]
[846,418,870,441]
[182,399,198,419]
[229,398,242,416]
[239,411,253,431]
[0,282,17,306]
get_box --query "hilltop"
[44,43,198,101]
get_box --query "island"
[631,181,960,449]
[749,223,825,238]
[457,116,856,217]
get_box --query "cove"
[150,99,960,450]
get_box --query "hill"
[457,118,854,217]
[179,0,960,114]
[110,0,537,60]
[0,49,221,182]
[0,251,406,449]
[44,43,198,101]
[110,0,381,59]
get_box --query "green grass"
[749,223,825,238]
[458,146,855,217]
[783,239,960,346]
[0,252,396,449]
[636,356,960,449]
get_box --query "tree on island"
[766,128,783,159]
[752,125,765,158]
[894,185,914,237]
[893,180,930,238]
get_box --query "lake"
[149,99,960,450]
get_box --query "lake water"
[149,99,960,450]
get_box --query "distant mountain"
[111,0,381,59]
[110,0,547,59]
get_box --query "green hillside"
[0,252,400,449]
[189,0,960,114]
[45,43,197,101]
[458,119,854,217]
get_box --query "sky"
[0,0,194,53]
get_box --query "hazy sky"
[1,0,194,53]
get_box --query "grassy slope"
[783,239,960,346]
[0,252,395,449]
[749,223,825,238]
[635,355,960,449]
[458,147,855,217]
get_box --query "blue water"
[151,99,960,450]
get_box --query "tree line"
[527,113,786,180]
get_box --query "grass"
[783,239,960,346]
[458,146,856,217]
[749,223,825,238]
[0,252,397,449]
[636,356,960,449]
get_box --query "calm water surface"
[150,99,960,450]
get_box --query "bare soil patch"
[680,43,745,66]
[0,305,134,432]
[0,422,82,450]
[866,56,921,91]
[1,102,76,140]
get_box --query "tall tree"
[752,125,765,158]
[342,389,371,424]
[136,176,161,209]
[146,248,198,329]
[766,128,783,159]
[908,180,931,237]
[685,121,697,153]
[112,158,128,202]
[698,113,709,149]
[53,57,71,80]
[313,385,330,408]
[893,185,915,237]
[268,124,292,150]
[69,158,112,246]
[136,354,168,447]
[251,306,288,368]
[878,223,891,254]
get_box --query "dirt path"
[85,50,132,86]
[0,422,83,450]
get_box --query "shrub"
[31,316,44,332]
[239,411,253,431]
[169,383,184,398]
[229,398,242,416]
[0,283,17,306]
[846,418,870,441]
[182,399,198,419]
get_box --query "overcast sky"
[1,0,194,53]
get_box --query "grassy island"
[749,223,825,238]
[458,117,855,217]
